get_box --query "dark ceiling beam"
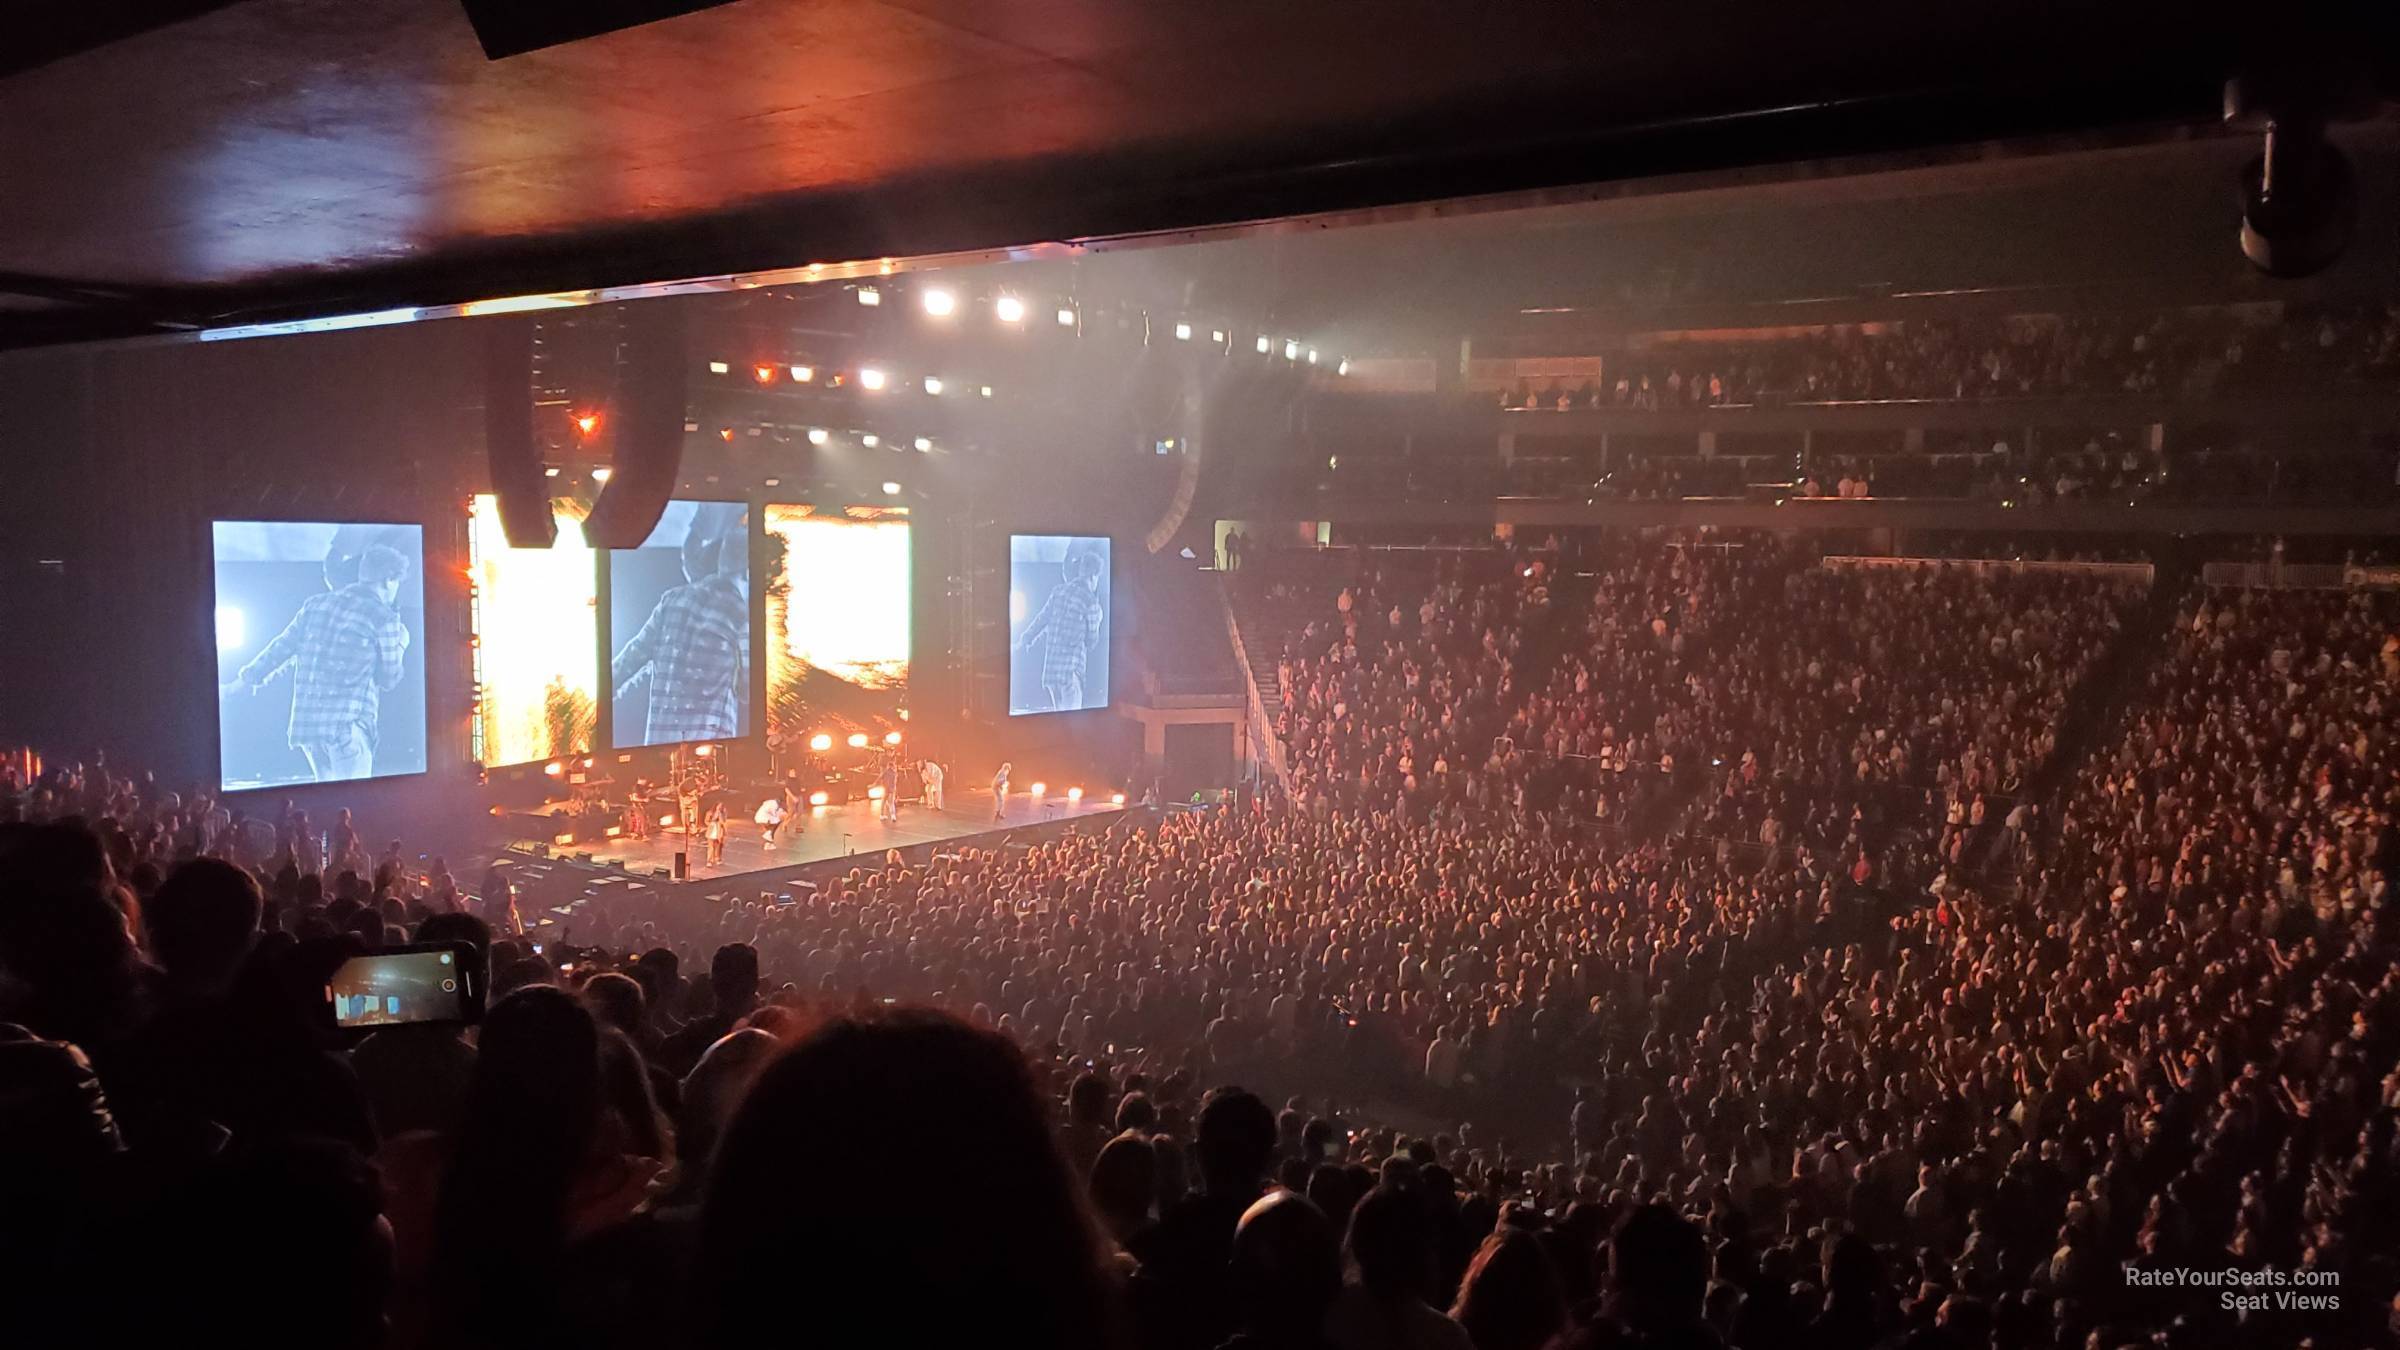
[0,1,250,79]
[0,69,2237,353]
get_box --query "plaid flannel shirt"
[241,583,410,751]
[1028,579,1103,686]
[614,574,747,744]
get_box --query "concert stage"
[513,787,1127,882]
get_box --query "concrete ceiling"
[0,0,2382,347]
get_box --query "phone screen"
[327,949,473,1028]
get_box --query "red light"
[719,427,735,442]
[575,413,599,436]
[754,364,777,383]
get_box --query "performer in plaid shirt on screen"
[230,544,412,782]
[1017,550,1105,711]
[614,527,750,745]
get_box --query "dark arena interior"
[4,4,2400,1349]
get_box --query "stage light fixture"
[809,733,834,752]
[912,437,931,452]
[554,832,575,845]
[544,761,564,776]
[694,744,714,757]
[922,376,944,395]
[921,288,957,317]
[791,364,815,383]
[1307,349,1318,364]
[867,785,886,800]
[995,295,1025,324]
[847,732,870,749]
[1256,336,1271,353]
[856,286,881,307]
[591,467,613,482]
[1338,359,1349,376]
[810,790,831,807]
[1030,782,1047,797]
[1173,323,1191,341]
[882,481,901,496]
[718,428,735,442]
[658,813,677,826]
[1284,341,1299,361]
[605,825,623,838]
[1211,330,1225,344]
[575,413,600,436]
[1067,786,1084,802]
[1110,792,1126,806]
[862,434,880,448]
[860,368,887,391]
[808,428,830,446]
[544,466,561,477]
[883,731,902,746]
[708,361,730,374]
[979,385,993,398]
[754,364,777,383]
[1057,306,1076,327]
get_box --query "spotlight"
[884,731,902,746]
[2226,76,2360,279]
[1211,330,1225,343]
[554,832,575,846]
[980,386,993,398]
[1110,792,1126,806]
[922,376,944,395]
[867,785,886,800]
[1067,786,1084,802]
[847,732,869,749]
[1337,359,1349,376]
[1173,323,1192,341]
[995,295,1025,324]
[921,288,957,317]
[791,364,815,382]
[708,360,730,374]
[808,427,830,446]
[544,466,561,477]
[860,368,887,391]
[809,733,834,752]
[658,813,677,826]
[754,364,778,383]
[591,466,613,482]
[718,428,734,442]
[574,413,599,435]
[810,790,831,807]
[862,434,880,448]
[1057,306,1077,327]
[544,761,564,777]
[912,437,931,452]
[1256,336,1271,354]
[1307,349,1318,364]
[856,286,881,307]
[1283,341,1299,360]
[694,744,714,757]
[1030,782,1047,797]
[882,481,901,496]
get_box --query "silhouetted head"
[146,858,262,993]
[698,1009,1113,1350]
[1229,1190,1341,1341]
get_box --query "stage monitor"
[1008,534,1111,716]
[213,522,427,790]
[470,494,600,767]
[764,505,911,742]
[609,501,752,749]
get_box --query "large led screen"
[609,501,753,748]
[1008,534,1111,716]
[764,506,910,742]
[469,495,599,767]
[214,522,426,789]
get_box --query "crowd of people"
[1497,306,2400,413]
[2,533,2395,1350]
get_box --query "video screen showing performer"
[1008,534,1111,716]
[609,501,752,749]
[213,521,426,790]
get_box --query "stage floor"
[535,787,1125,879]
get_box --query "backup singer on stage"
[224,544,412,782]
[613,530,749,745]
